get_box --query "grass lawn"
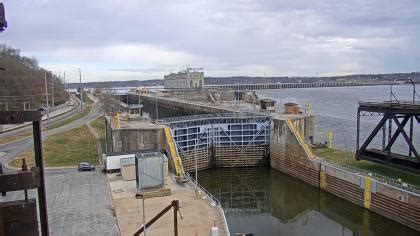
[313,147,420,187]
[0,130,32,145]
[9,125,98,168]
[91,116,106,153]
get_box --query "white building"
[164,68,204,89]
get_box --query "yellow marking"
[164,127,184,177]
[287,119,315,159]
[320,170,327,189]
[116,113,120,128]
[364,176,371,209]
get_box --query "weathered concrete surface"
[108,173,226,236]
[270,117,420,232]
[0,169,118,235]
[105,116,166,153]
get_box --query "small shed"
[120,157,136,181]
[260,99,276,111]
[284,102,300,114]
[135,152,169,191]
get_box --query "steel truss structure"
[159,113,271,171]
[356,101,420,171]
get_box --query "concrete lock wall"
[270,117,420,231]
[105,117,166,153]
[111,128,165,152]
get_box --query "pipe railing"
[187,175,231,236]
[316,157,420,194]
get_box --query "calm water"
[257,85,420,154]
[197,167,419,236]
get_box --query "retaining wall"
[270,118,420,231]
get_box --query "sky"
[1,0,420,83]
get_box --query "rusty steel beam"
[133,200,180,236]
[0,199,38,236]
[0,111,44,124]
[33,121,49,236]
[0,168,40,192]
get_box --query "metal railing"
[187,175,231,236]
[157,112,269,124]
[316,157,420,194]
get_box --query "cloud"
[1,0,420,81]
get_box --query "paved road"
[0,94,81,136]
[0,96,103,171]
[0,169,118,235]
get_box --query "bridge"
[205,81,395,90]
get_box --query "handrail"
[158,112,269,124]
[164,127,185,178]
[286,119,315,159]
[187,175,231,236]
[316,157,420,194]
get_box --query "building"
[164,68,204,89]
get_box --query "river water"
[197,167,419,236]
[197,85,419,235]
[257,85,419,153]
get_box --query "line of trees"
[0,44,67,111]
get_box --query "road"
[0,169,118,235]
[0,94,103,171]
[0,94,80,136]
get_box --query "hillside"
[0,44,67,111]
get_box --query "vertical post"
[388,116,392,158]
[79,68,83,112]
[142,197,146,236]
[382,123,386,151]
[195,138,198,191]
[155,96,158,120]
[44,73,50,129]
[33,121,49,236]
[356,110,360,160]
[51,72,54,107]
[173,200,179,236]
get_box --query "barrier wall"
[270,118,420,231]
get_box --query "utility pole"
[44,72,50,129]
[51,71,55,107]
[63,71,66,94]
[79,68,83,112]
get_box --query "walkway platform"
[107,173,226,236]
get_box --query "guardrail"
[158,112,270,124]
[187,175,231,236]
[316,157,420,194]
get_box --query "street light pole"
[79,68,83,112]
[44,72,50,129]
[51,71,55,107]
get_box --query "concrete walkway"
[108,173,226,236]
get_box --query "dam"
[105,90,420,234]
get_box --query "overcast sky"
[1,0,420,82]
